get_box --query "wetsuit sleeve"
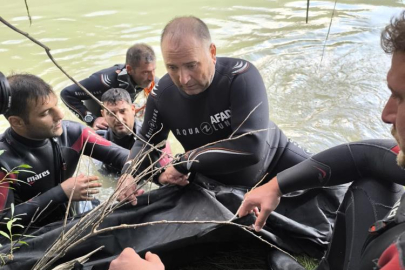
[277,140,405,194]
[0,171,68,229]
[123,96,170,176]
[68,123,129,171]
[174,64,270,175]
[60,69,117,124]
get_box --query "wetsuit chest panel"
[8,141,58,204]
[157,75,233,151]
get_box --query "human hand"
[92,117,109,130]
[158,166,189,186]
[61,174,101,201]
[237,177,282,232]
[109,248,164,270]
[116,174,144,205]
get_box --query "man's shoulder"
[95,64,125,75]
[150,73,176,98]
[59,120,86,137]
[216,57,255,77]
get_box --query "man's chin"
[397,150,405,169]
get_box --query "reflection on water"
[0,0,404,197]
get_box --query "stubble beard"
[391,127,405,168]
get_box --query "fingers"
[145,251,164,267]
[253,207,260,217]
[237,199,255,218]
[254,207,272,232]
[163,174,189,186]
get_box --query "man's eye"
[168,66,177,71]
[187,64,196,69]
[392,94,403,102]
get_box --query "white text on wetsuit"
[27,170,50,185]
[176,109,232,136]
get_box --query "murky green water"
[1,0,404,198]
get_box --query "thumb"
[145,251,163,264]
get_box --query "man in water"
[61,43,157,131]
[97,88,172,166]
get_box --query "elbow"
[60,88,69,101]
[247,136,267,165]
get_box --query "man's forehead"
[136,61,156,71]
[105,100,131,108]
[28,94,56,110]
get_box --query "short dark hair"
[4,74,54,123]
[381,11,405,54]
[126,43,155,68]
[101,88,132,106]
[161,16,211,46]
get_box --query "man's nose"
[382,96,397,124]
[148,70,155,81]
[179,68,190,85]
[54,106,64,121]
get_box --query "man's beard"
[391,127,405,168]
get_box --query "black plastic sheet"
[0,174,346,269]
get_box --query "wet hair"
[126,43,155,68]
[161,16,212,47]
[4,74,54,123]
[101,88,132,106]
[381,11,405,54]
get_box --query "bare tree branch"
[23,0,32,26]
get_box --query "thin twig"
[23,0,32,26]
[228,173,268,222]
[306,0,310,24]
[320,0,338,65]
[229,102,262,139]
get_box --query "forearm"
[0,185,67,229]
[278,140,404,194]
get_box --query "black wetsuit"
[0,121,129,229]
[276,140,405,270]
[60,64,157,125]
[97,125,136,150]
[125,57,309,187]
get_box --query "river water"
[0,0,404,197]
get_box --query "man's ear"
[130,104,136,115]
[209,43,217,64]
[126,64,133,74]
[100,109,106,118]
[8,116,25,130]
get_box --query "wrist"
[173,153,189,175]
[83,112,95,126]
[269,177,282,197]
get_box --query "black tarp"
[0,175,346,269]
